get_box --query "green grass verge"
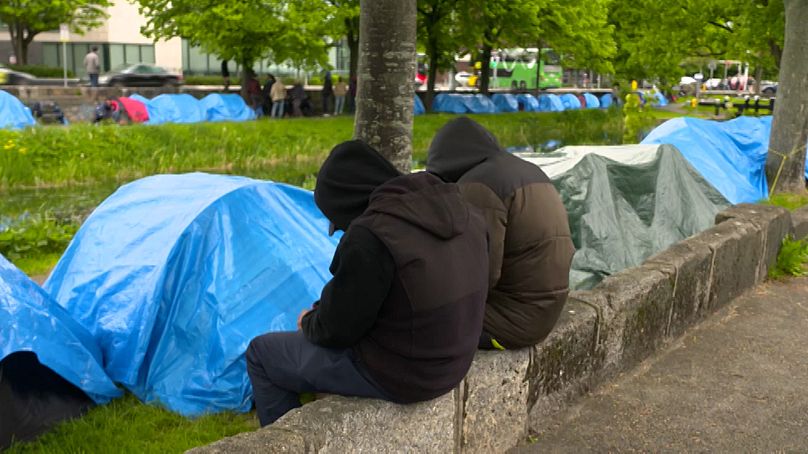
[0,110,625,191]
[769,235,808,279]
[7,394,258,454]
[762,192,808,211]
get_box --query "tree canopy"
[0,0,110,64]
[136,0,338,88]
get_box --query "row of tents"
[0,90,257,130]
[0,114,802,448]
[417,92,615,115]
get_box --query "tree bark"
[479,44,492,96]
[765,0,808,194]
[534,42,543,96]
[426,35,439,111]
[354,0,417,172]
[346,16,360,81]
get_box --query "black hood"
[314,140,402,231]
[366,172,469,240]
[426,117,503,182]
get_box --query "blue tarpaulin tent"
[538,94,564,112]
[516,94,539,112]
[200,93,256,122]
[44,173,339,416]
[463,94,496,113]
[492,93,519,113]
[0,90,35,129]
[642,116,773,203]
[433,93,468,114]
[583,93,600,109]
[131,93,206,125]
[560,93,582,110]
[0,254,121,404]
[600,93,614,108]
[414,95,425,115]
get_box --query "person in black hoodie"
[246,140,489,426]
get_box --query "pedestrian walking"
[84,46,100,88]
[270,78,287,118]
[321,71,333,116]
[333,76,347,115]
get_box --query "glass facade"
[181,39,351,76]
[41,42,156,75]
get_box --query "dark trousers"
[246,331,390,426]
[89,74,99,87]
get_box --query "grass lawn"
[2,108,662,452]
[0,110,627,192]
[7,395,259,454]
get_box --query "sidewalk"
[514,276,808,452]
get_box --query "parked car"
[89,64,183,87]
[454,71,473,86]
[761,82,777,96]
[0,65,36,85]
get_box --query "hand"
[297,309,310,330]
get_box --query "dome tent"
[0,90,35,129]
[1,254,120,448]
[44,173,339,416]
[200,93,257,122]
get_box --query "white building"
[0,1,347,77]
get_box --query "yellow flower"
[18,147,27,154]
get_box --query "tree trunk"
[354,0,417,172]
[534,42,543,96]
[426,37,439,112]
[754,65,763,95]
[765,0,808,194]
[479,45,492,96]
[21,28,34,65]
[768,38,783,70]
[346,17,360,81]
[240,59,251,102]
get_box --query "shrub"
[8,64,75,78]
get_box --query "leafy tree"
[417,0,463,110]
[325,0,360,80]
[0,0,110,65]
[533,0,615,91]
[462,0,542,95]
[136,0,336,94]
[765,0,808,194]
[355,0,417,171]
[609,0,785,84]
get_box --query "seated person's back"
[426,117,575,349]
[247,140,489,426]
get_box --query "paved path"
[514,276,808,452]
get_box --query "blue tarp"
[600,93,614,108]
[492,94,519,113]
[433,93,468,114]
[463,94,496,113]
[538,94,564,112]
[414,95,425,115]
[200,93,256,122]
[641,116,773,203]
[560,93,582,110]
[1,254,121,404]
[516,94,539,112]
[653,91,669,107]
[583,93,600,109]
[0,90,35,129]
[131,93,207,125]
[44,173,339,416]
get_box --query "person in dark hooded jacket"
[426,117,575,350]
[246,140,489,426]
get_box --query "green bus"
[474,49,563,89]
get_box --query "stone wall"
[190,204,807,454]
